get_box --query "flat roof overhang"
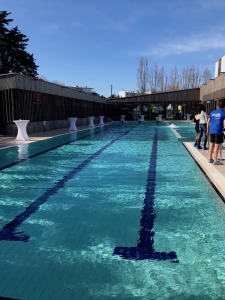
[107,88,200,104]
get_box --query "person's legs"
[212,134,224,165]
[198,125,203,148]
[194,130,199,146]
[209,142,214,162]
[203,125,207,148]
[209,134,215,162]
[214,144,220,162]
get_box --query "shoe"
[197,146,202,149]
[203,147,208,150]
[209,159,214,163]
[213,161,223,165]
[193,144,198,147]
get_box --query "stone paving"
[183,142,225,199]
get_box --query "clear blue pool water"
[0,122,225,300]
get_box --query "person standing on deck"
[207,100,225,165]
[197,104,208,150]
[181,111,184,120]
[193,113,200,147]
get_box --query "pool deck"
[0,124,99,150]
[183,142,225,200]
[0,123,225,200]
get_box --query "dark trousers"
[198,124,207,147]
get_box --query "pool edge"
[183,142,225,203]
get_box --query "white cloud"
[132,28,225,57]
[40,20,81,36]
[89,6,151,33]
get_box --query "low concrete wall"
[3,117,102,136]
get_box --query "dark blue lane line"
[0,296,18,300]
[0,126,136,243]
[113,128,179,262]
[183,143,225,204]
[0,124,120,172]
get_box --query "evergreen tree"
[0,11,38,76]
[108,93,118,99]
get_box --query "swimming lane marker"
[170,128,183,138]
[0,126,136,242]
[113,129,179,262]
[167,124,184,138]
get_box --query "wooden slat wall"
[0,89,109,124]
[0,73,106,104]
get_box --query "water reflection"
[17,144,29,159]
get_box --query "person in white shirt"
[197,104,208,150]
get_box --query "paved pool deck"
[0,123,101,150]
[183,142,225,200]
[0,122,225,200]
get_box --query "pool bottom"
[0,123,225,299]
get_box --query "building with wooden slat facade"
[107,56,225,121]
[200,72,225,113]
[107,88,200,121]
[0,73,108,135]
[0,69,225,135]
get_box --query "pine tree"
[0,11,38,76]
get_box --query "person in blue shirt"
[207,100,225,165]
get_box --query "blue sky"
[2,0,225,97]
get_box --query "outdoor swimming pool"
[0,122,225,300]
